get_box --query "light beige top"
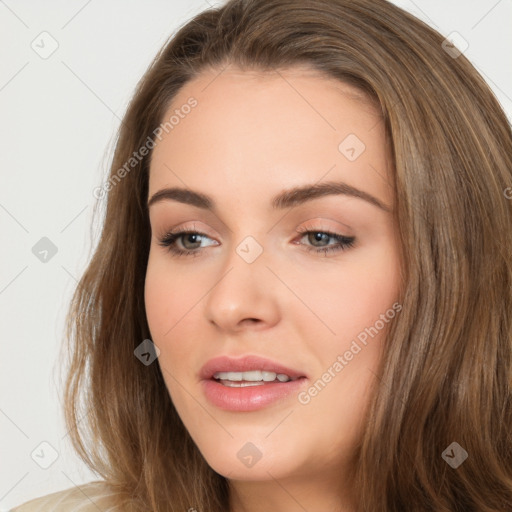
[11,481,119,512]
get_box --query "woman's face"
[145,65,401,488]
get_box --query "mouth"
[200,355,308,411]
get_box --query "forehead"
[148,65,391,209]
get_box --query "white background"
[1,0,511,509]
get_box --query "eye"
[158,229,217,258]
[295,228,355,256]
[157,227,356,258]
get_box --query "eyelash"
[158,227,355,258]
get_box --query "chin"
[192,433,307,482]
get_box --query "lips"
[199,355,308,412]
[199,354,307,381]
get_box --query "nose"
[203,237,281,333]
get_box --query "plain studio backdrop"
[0,0,511,509]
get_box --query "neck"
[228,468,356,512]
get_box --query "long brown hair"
[60,0,512,510]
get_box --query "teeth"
[220,381,267,387]
[213,370,293,382]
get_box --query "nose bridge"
[214,232,269,300]
[234,234,266,266]
[202,231,280,329]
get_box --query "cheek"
[144,258,195,409]
[282,244,400,345]
[144,266,171,341]
[144,254,207,389]
[287,243,399,416]
[144,253,200,340]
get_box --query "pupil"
[310,232,327,246]
[184,234,200,248]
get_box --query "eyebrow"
[147,180,391,212]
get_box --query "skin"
[144,65,401,512]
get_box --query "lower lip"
[202,378,307,412]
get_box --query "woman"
[13,0,512,510]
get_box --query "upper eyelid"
[164,228,343,236]
[159,226,214,241]
[160,217,353,236]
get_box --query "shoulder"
[11,481,118,512]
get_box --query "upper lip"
[200,355,307,380]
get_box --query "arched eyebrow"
[147,180,391,213]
